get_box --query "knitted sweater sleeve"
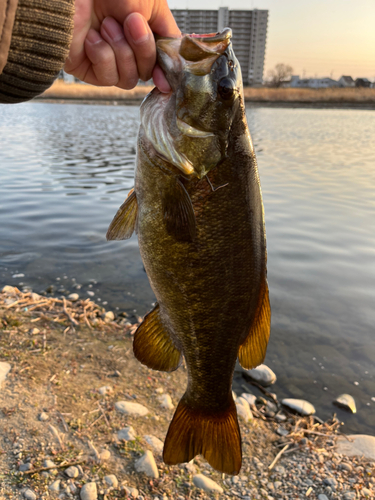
[0,0,74,103]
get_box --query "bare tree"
[268,63,293,87]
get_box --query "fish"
[107,28,271,475]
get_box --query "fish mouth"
[176,118,215,138]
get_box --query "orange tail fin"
[163,395,241,475]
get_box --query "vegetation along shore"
[36,81,375,108]
[0,285,374,499]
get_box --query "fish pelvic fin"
[163,395,242,475]
[238,277,271,370]
[106,189,138,240]
[133,303,182,372]
[163,177,196,242]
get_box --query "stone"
[39,412,49,421]
[336,434,375,460]
[158,394,174,410]
[104,474,118,488]
[80,482,97,500]
[118,426,136,441]
[343,493,356,500]
[103,311,115,322]
[340,462,353,472]
[236,397,253,421]
[135,450,159,478]
[100,449,111,461]
[115,401,149,416]
[275,412,287,422]
[68,293,79,301]
[242,364,276,386]
[12,273,25,278]
[144,435,163,453]
[87,291,95,297]
[0,362,11,387]
[2,285,17,294]
[362,489,372,498]
[98,386,113,396]
[318,495,329,500]
[193,474,223,493]
[43,459,57,474]
[23,490,36,500]
[281,398,315,416]
[324,477,337,489]
[276,426,289,437]
[29,327,40,335]
[49,480,61,492]
[241,393,257,407]
[333,394,357,413]
[123,486,139,498]
[19,463,33,472]
[65,466,79,478]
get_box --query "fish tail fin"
[163,394,241,475]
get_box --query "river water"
[0,102,374,435]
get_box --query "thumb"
[149,1,181,37]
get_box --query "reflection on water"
[0,102,374,434]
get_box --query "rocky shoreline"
[0,285,374,500]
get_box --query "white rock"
[158,394,174,410]
[104,311,115,322]
[2,285,17,294]
[243,364,276,386]
[336,435,375,460]
[80,482,97,500]
[43,459,57,474]
[0,362,11,387]
[23,489,36,500]
[134,450,159,478]
[115,401,149,416]
[87,291,95,297]
[29,327,40,335]
[100,449,111,461]
[12,273,25,278]
[236,397,253,421]
[155,387,164,394]
[281,398,316,416]
[241,393,257,407]
[118,426,136,441]
[39,412,49,421]
[65,466,79,478]
[193,474,223,493]
[123,486,139,498]
[104,474,118,488]
[68,293,79,302]
[49,480,61,492]
[98,386,113,396]
[334,394,356,413]
[144,435,163,453]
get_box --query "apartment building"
[171,7,268,85]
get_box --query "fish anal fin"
[133,304,182,372]
[238,278,271,370]
[163,177,196,242]
[163,396,242,475]
[106,189,138,241]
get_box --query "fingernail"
[125,13,150,44]
[86,29,102,45]
[102,17,124,43]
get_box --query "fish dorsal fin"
[163,177,196,242]
[238,277,271,370]
[133,303,182,372]
[106,189,138,241]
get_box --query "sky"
[168,0,375,80]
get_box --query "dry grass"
[39,80,375,104]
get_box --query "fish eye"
[218,77,235,100]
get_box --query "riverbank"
[1,285,374,500]
[37,81,375,108]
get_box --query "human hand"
[64,0,180,92]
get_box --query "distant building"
[338,75,355,87]
[289,75,339,88]
[355,78,371,88]
[171,7,268,86]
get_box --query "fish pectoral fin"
[163,394,242,475]
[133,303,182,372]
[238,277,271,370]
[163,177,196,242]
[106,188,138,240]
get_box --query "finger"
[84,28,119,86]
[100,17,139,90]
[123,13,156,82]
[149,1,181,37]
[153,64,171,93]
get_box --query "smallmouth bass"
[107,28,271,475]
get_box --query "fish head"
[155,29,243,179]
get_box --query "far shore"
[36,80,375,109]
